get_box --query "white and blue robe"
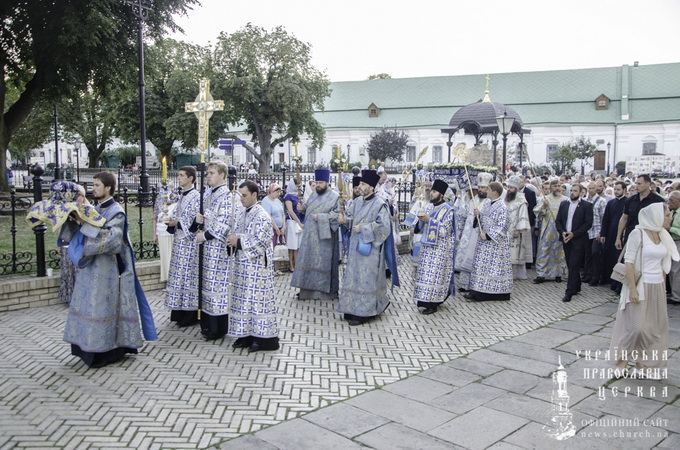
[456,195,489,290]
[60,198,157,367]
[201,184,243,337]
[338,194,392,319]
[469,199,514,300]
[291,190,340,299]
[228,203,278,339]
[165,188,201,323]
[414,201,456,307]
[534,194,568,279]
[505,193,533,280]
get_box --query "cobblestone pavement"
[2,259,669,449]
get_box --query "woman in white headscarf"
[609,202,679,379]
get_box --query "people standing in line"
[413,179,456,315]
[533,179,568,284]
[338,170,396,325]
[457,173,493,292]
[227,181,279,352]
[600,181,628,293]
[505,176,532,280]
[291,169,341,300]
[667,191,680,306]
[195,161,243,340]
[583,182,607,286]
[164,166,201,327]
[261,182,286,249]
[555,184,594,302]
[609,203,679,379]
[616,174,666,249]
[465,181,513,301]
[284,179,304,272]
[59,172,157,367]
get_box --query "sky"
[169,0,680,82]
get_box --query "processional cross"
[185,78,224,162]
[184,78,224,320]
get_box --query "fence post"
[282,168,286,188]
[10,189,18,273]
[31,164,47,277]
[137,186,144,252]
[151,186,158,258]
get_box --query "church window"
[433,145,443,163]
[307,147,316,165]
[546,144,558,162]
[406,145,416,162]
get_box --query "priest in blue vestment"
[60,172,157,367]
[338,170,398,325]
[291,169,341,299]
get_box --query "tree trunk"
[0,121,10,192]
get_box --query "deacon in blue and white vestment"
[165,181,201,326]
[227,181,279,352]
[468,182,514,301]
[414,179,456,314]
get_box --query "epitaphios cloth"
[338,195,392,318]
[470,199,514,296]
[27,181,105,231]
[414,202,456,305]
[201,185,244,315]
[60,200,157,356]
[228,203,278,338]
[534,194,568,278]
[290,189,341,299]
[165,189,201,311]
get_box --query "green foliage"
[213,24,331,173]
[549,136,597,175]
[367,73,391,80]
[0,0,198,191]
[365,127,410,162]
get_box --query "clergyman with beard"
[533,179,568,284]
[291,169,341,300]
[59,171,157,367]
[505,176,533,280]
[413,179,457,314]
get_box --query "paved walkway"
[0,261,677,449]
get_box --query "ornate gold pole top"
[482,74,491,103]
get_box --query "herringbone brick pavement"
[0,260,616,449]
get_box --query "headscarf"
[285,179,298,197]
[636,203,680,273]
[267,182,281,195]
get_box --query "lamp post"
[496,111,515,176]
[346,143,351,166]
[53,105,62,180]
[127,0,152,201]
[74,139,81,183]
[606,142,611,175]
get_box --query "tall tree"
[112,39,231,159]
[365,127,410,162]
[212,24,331,173]
[0,0,198,191]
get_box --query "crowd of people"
[26,163,679,376]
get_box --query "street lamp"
[496,111,515,175]
[74,139,81,183]
[127,0,152,201]
[346,143,351,164]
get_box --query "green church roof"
[315,63,680,130]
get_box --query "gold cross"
[185,78,224,162]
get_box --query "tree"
[112,39,232,159]
[212,24,331,173]
[0,0,198,191]
[367,73,391,80]
[550,145,577,175]
[365,127,410,162]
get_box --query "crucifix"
[185,78,224,321]
[185,78,225,162]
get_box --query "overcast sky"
[169,0,680,82]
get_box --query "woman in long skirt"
[609,203,679,379]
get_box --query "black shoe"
[555,277,562,283]
[248,338,280,352]
[458,287,468,292]
[232,337,254,349]
[667,299,680,306]
[588,281,599,287]
[562,295,572,302]
[347,319,363,326]
[421,307,437,315]
[581,277,591,283]
[533,277,546,284]
[463,293,474,300]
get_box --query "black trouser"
[602,244,621,287]
[563,238,586,296]
[583,237,595,280]
[590,239,604,283]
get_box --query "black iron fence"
[0,168,417,277]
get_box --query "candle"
[294,142,298,157]
[161,156,167,185]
